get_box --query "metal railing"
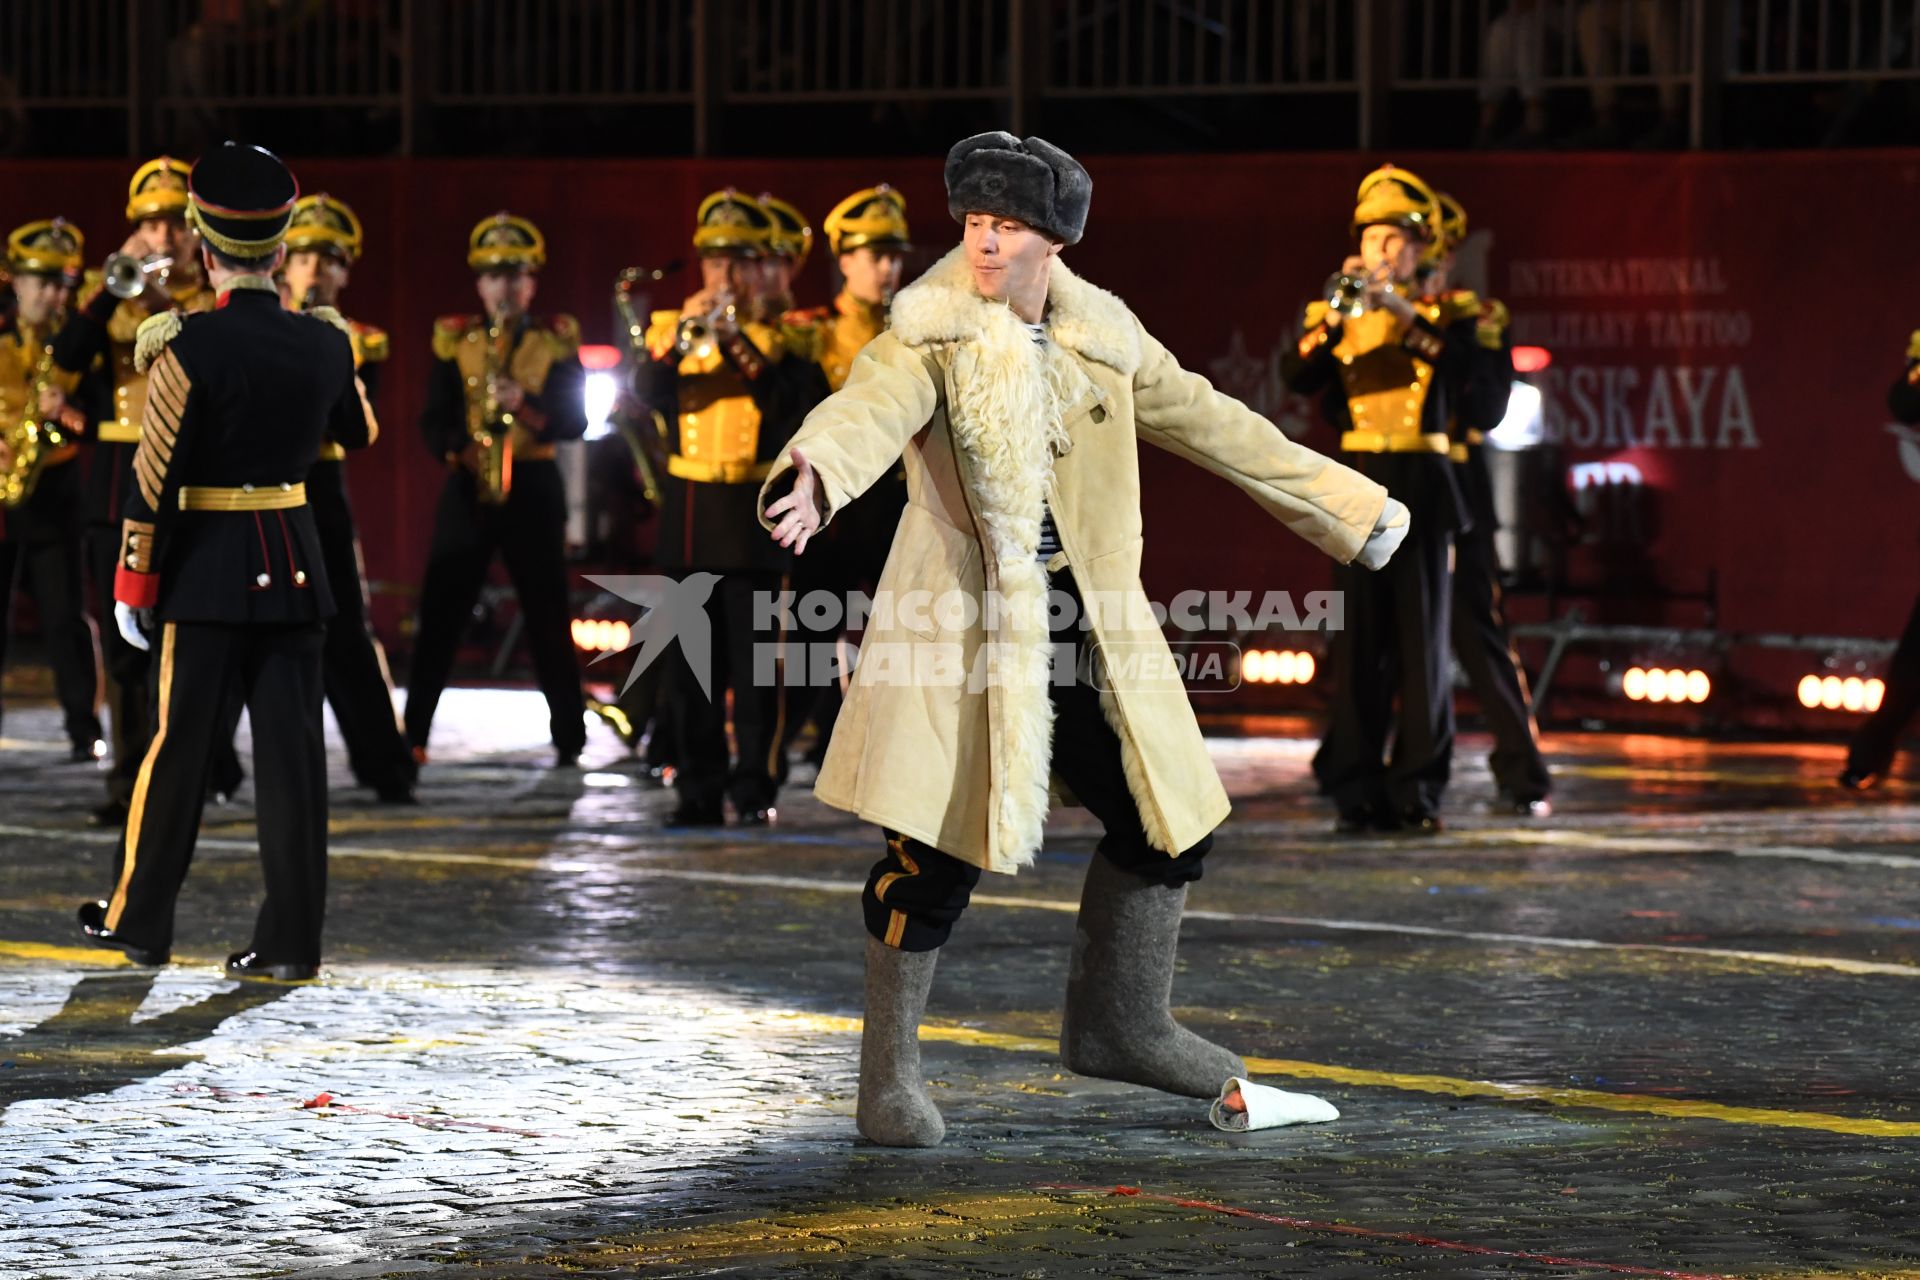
[4,0,1916,155]
[432,0,693,104]
[1734,0,1920,80]
[1395,0,1698,91]
[1048,0,1359,97]
[726,0,1011,101]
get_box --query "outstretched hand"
[764,448,822,555]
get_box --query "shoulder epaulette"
[308,305,352,336]
[1439,289,1482,326]
[1475,296,1511,350]
[432,314,478,361]
[132,310,184,373]
[1907,329,1920,362]
[645,310,680,361]
[351,321,390,363]
[778,314,825,361]
[544,314,581,357]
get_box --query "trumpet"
[104,252,173,300]
[675,302,736,358]
[1323,265,1397,320]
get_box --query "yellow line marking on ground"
[0,940,130,966]
[549,1191,1086,1265]
[774,1013,1920,1139]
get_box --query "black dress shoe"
[1333,810,1373,836]
[373,782,418,804]
[225,951,318,982]
[1837,767,1880,792]
[68,738,106,764]
[1399,811,1445,836]
[737,806,777,827]
[553,748,582,769]
[89,799,129,828]
[666,802,725,827]
[1496,794,1553,818]
[76,901,169,966]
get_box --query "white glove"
[114,600,152,652]
[1354,496,1410,571]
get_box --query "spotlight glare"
[1797,675,1822,708]
[1820,675,1845,710]
[1866,678,1886,712]
[1686,670,1710,703]
[1623,667,1647,701]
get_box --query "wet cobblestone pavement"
[3,689,1920,1278]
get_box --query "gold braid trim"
[309,305,351,335]
[132,311,183,374]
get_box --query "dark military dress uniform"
[635,191,828,824]
[282,195,417,799]
[404,213,587,764]
[779,185,913,763]
[1444,286,1552,810]
[79,143,374,979]
[1840,331,1920,788]
[1282,166,1501,829]
[0,219,105,755]
[53,158,220,817]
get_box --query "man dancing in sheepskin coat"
[762,132,1409,1147]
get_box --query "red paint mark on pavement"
[174,1084,548,1138]
[1036,1184,1737,1280]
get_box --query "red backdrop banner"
[6,150,1916,655]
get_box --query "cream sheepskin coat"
[760,247,1388,873]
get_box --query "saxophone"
[471,309,512,505]
[1,338,65,509]
[612,265,673,501]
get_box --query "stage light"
[1800,675,1889,714]
[1239,649,1316,686]
[571,618,631,652]
[1622,666,1710,704]
[1797,675,1822,708]
[1488,381,1543,450]
[1511,345,1552,374]
[583,369,619,441]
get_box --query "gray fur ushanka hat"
[944,132,1091,246]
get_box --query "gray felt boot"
[1060,854,1245,1097]
[856,935,945,1147]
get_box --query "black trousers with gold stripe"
[105,621,329,963]
[1450,528,1551,801]
[861,568,1212,952]
[668,568,787,814]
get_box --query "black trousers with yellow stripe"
[105,620,329,963]
[1450,528,1550,801]
[668,568,787,814]
[861,569,1212,951]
